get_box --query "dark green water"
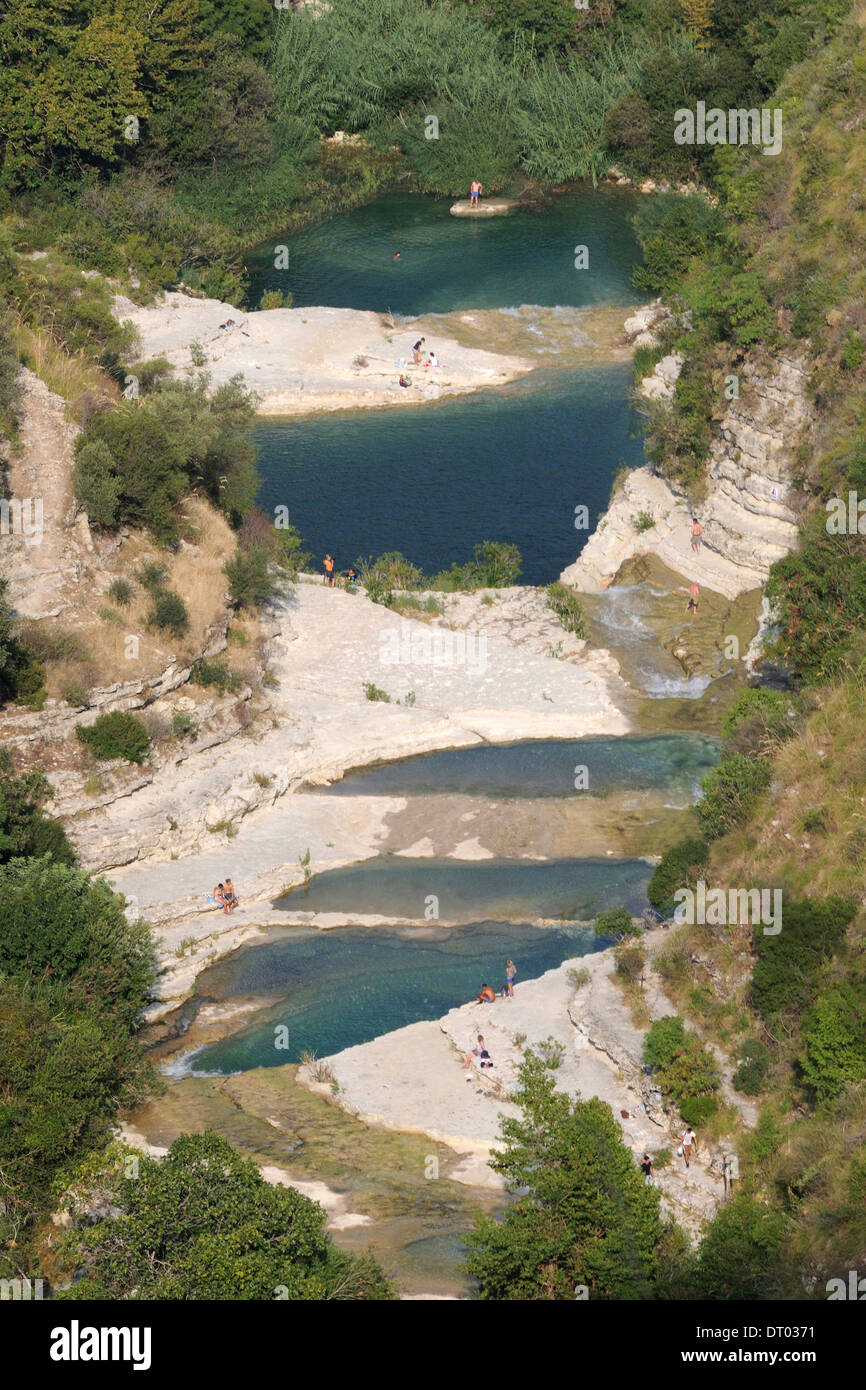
[312,733,719,801]
[182,916,611,1076]
[254,364,645,584]
[246,187,642,315]
[250,186,647,584]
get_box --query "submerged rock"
[449,198,517,217]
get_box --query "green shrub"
[841,331,865,372]
[171,711,196,739]
[0,750,75,865]
[594,905,639,941]
[678,1094,718,1127]
[697,754,772,839]
[720,688,794,757]
[545,582,588,639]
[76,711,151,764]
[356,552,422,607]
[148,588,189,636]
[732,1038,772,1096]
[108,578,134,607]
[137,561,168,593]
[72,377,259,542]
[799,983,866,1100]
[60,680,89,709]
[614,940,646,984]
[751,895,855,1019]
[631,192,725,297]
[190,657,241,696]
[432,540,521,591]
[362,681,390,703]
[647,838,709,917]
[225,542,273,609]
[643,1015,719,1110]
[259,289,293,310]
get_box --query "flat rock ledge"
[297,932,728,1230]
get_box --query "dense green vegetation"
[76,710,152,765]
[56,1131,393,1300]
[0,854,156,1270]
[464,1049,664,1299]
[72,375,259,541]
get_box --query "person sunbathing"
[475,983,496,1003]
[223,878,239,913]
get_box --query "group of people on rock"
[322,555,357,588]
[212,878,238,914]
[474,959,517,1005]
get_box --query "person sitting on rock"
[213,882,227,910]
[476,983,496,1003]
[223,878,238,914]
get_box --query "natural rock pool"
[249,186,647,583]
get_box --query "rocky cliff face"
[562,352,810,600]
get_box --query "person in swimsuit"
[470,179,483,207]
[685,581,699,615]
[505,959,517,997]
[412,337,426,363]
[463,1034,486,1069]
[323,553,335,586]
[691,518,703,554]
[213,882,226,910]
[476,983,496,1003]
[223,878,238,913]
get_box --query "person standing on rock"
[686,1125,697,1156]
[640,1153,655,1187]
[505,959,517,997]
[412,336,426,364]
[691,518,703,554]
[681,1126,694,1168]
[470,179,483,208]
[323,553,335,586]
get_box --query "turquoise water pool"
[312,733,719,800]
[184,915,616,1074]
